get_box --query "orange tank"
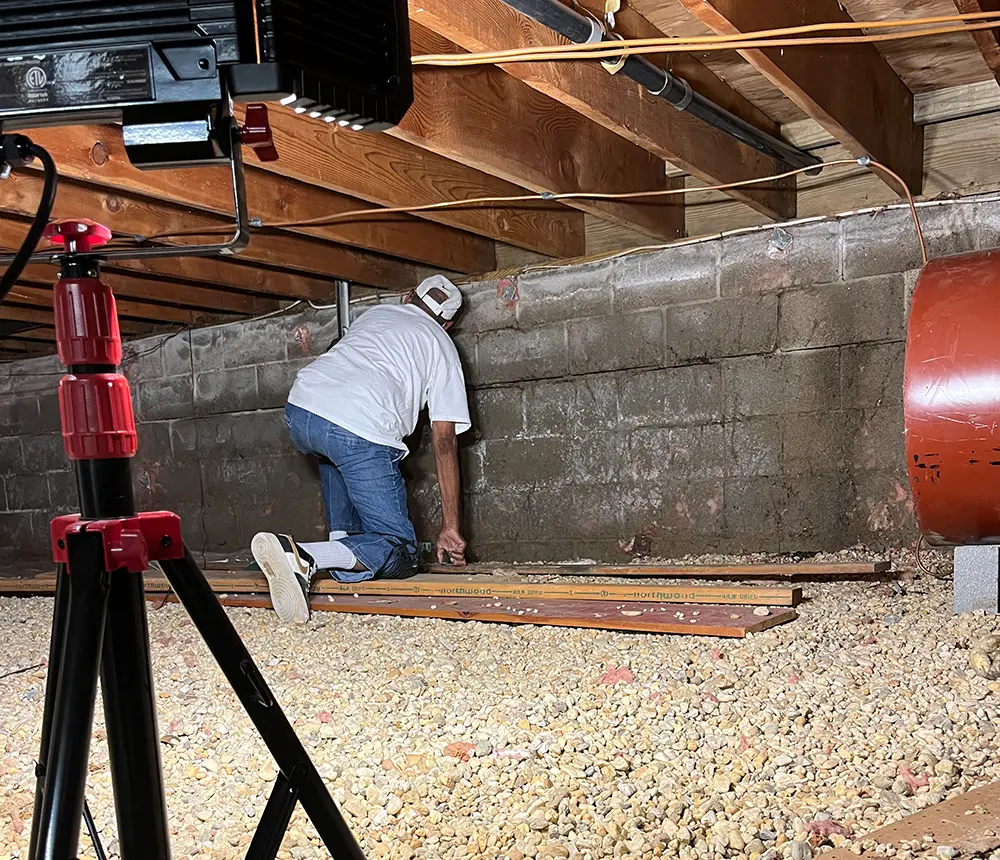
[905,249,1000,545]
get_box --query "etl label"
[0,47,153,112]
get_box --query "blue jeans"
[285,403,418,582]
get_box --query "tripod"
[21,221,366,859]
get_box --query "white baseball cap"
[415,275,463,320]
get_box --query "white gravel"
[1,554,999,860]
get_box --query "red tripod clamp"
[239,104,279,162]
[51,513,184,573]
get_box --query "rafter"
[678,0,923,194]
[396,24,682,240]
[408,0,795,222]
[953,0,1000,82]
[20,125,496,274]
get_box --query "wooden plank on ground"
[0,572,799,605]
[425,562,891,580]
[822,781,1000,860]
[151,593,797,637]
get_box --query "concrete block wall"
[0,198,993,562]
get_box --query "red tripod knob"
[44,220,113,254]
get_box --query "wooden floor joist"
[151,593,798,638]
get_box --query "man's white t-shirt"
[287,303,472,451]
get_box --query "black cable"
[0,139,59,303]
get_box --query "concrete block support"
[955,545,1000,614]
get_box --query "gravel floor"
[1,550,999,860]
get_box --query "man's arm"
[431,420,467,566]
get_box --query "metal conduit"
[501,0,822,172]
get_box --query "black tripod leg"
[100,570,172,860]
[160,547,366,860]
[246,771,300,860]
[28,563,70,860]
[31,532,111,860]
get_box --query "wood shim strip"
[425,562,891,581]
[152,592,797,638]
[822,781,1000,860]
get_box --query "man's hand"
[436,526,467,566]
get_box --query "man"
[251,275,471,624]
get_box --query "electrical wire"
[0,142,58,303]
[410,13,1000,67]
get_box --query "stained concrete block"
[568,309,663,375]
[523,380,574,437]
[468,490,533,544]
[847,469,914,548]
[47,471,77,513]
[482,437,571,487]
[0,437,23,474]
[722,349,841,417]
[845,206,979,281]
[194,367,258,416]
[190,317,289,371]
[529,487,623,540]
[611,243,718,311]
[196,410,292,459]
[629,424,727,483]
[781,473,853,552]
[620,479,725,539]
[781,410,862,476]
[619,364,723,428]
[517,263,612,328]
[841,341,906,409]
[0,511,47,558]
[570,432,631,485]
[458,282,518,334]
[257,358,312,410]
[0,393,41,436]
[954,545,1000,614]
[719,221,840,297]
[726,417,782,477]
[665,295,778,364]
[38,392,62,433]
[477,324,567,385]
[471,386,524,440]
[722,477,783,552]
[852,406,905,472]
[134,375,195,422]
[779,275,906,350]
[18,434,67,474]
[4,475,49,511]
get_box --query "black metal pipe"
[75,458,136,520]
[501,0,821,172]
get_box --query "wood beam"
[4,286,240,327]
[953,0,1000,83]
[408,0,795,222]
[242,106,584,258]
[398,24,682,240]
[0,304,159,337]
[561,0,779,137]
[678,0,924,193]
[20,125,496,274]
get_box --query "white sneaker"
[251,532,315,624]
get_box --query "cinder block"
[726,417,782,477]
[477,324,567,385]
[781,410,862,476]
[779,275,906,350]
[0,436,23,474]
[611,243,718,310]
[0,394,41,436]
[852,406,905,472]
[458,282,518,334]
[954,545,1000,614]
[287,311,340,360]
[619,364,723,427]
[847,206,980,281]
[841,341,906,409]
[194,366,258,416]
[569,432,631,485]
[467,490,533,544]
[19,434,68,474]
[135,421,173,461]
[523,380,575,437]
[471,386,524,439]
[169,419,199,456]
[121,341,165,383]
[196,410,293,460]
[628,424,726,483]
[665,294,778,364]
[5,476,49,511]
[722,477,784,552]
[190,317,289,371]
[482,437,571,487]
[621,479,725,539]
[781,473,853,552]
[0,511,48,558]
[47,470,78,513]
[568,310,663,374]
[722,349,841,417]
[451,332,478,383]
[37,392,62,433]
[257,358,312,410]
[517,263,612,328]
[134,375,195,422]
[719,221,840,297]
[575,375,620,429]
[528,487,623,540]
[847,470,915,548]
